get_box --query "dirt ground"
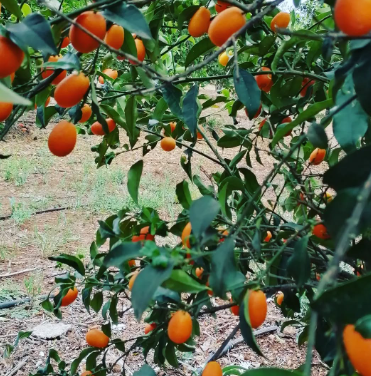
[0,86,329,376]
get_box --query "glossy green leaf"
[125,96,139,147]
[183,85,199,137]
[353,48,371,116]
[133,364,157,376]
[127,160,143,204]
[307,123,328,149]
[190,196,220,238]
[287,236,310,288]
[355,315,371,339]
[70,348,97,375]
[90,292,103,313]
[241,368,302,376]
[104,242,141,268]
[176,180,192,209]
[0,82,31,105]
[3,0,22,18]
[185,38,215,67]
[162,269,207,293]
[162,84,183,119]
[48,254,85,276]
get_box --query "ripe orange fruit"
[195,267,204,278]
[343,324,371,376]
[69,12,106,53]
[264,231,272,242]
[219,229,228,243]
[140,226,155,241]
[312,223,330,240]
[170,122,176,132]
[128,260,136,267]
[168,310,193,344]
[91,118,116,136]
[202,361,223,376]
[10,72,15,83]
[218,51,229,67]
[256,67,273,92]
[335,0,371,37]
[129,272,138,291]
[246,103,262,119]
[78,103,92,123]
[276,292,284,306]
[197,128,204,140]
[281,116,293,136]
[323,192,333,203]
[54,72,90,108]
[309,148,326,165]
[270,12,291,33]
[0,102,13,122]
[98,68,118,84]
[86,329,109,348]
[144,323,157,334]
[129,39,146,65]
[208,7,246,47]
[188,6,211,37]
[161,137,176,151]
[105,25,125,49]
[259,119,266,131]
[300,78,314,97]
[215,1,228,13]
[230,299,239,316]
[61,36,70,48]
[61,287,78,306]
[48,121,77,157]
[81,372,92,376]
[206,278,213,296]
[246,290,267,328]
[182,222,192,248]
[0,36,24,78]
[41,55,67,85]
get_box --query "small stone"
[32,322,72,339]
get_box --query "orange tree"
[2,0,371,375]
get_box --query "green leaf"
[70,348,97,375]
[312,274,371,324]
[307,123,328,149]
[43,52,80,71]
[21,3,32,17]
[0,82,31,105]
[162,84,183,119]
[178,6,199,30]
[133,364,157,376]
[162,269,207,293]
[183,85,199,137]
[353,49,371,116]
[333,76,368,153]
[121,29,137,56]
[190,196,220,238]
[287,236,310,288]
[125,96,139,147]
[104,242,141,268]
[240,369,302,376]
[90,291,103,313]
[271,99,332,147]
[48,254,85,276]
[41,299,53,312]
[8,13,57,56]
[176,180,192,209]
[91,82,109,134]
[234,68,261,120]
[165,343,179,367]
[2,0,22,18]
[132,264,173,319]
[103,3,152,40]
[272,37,300,72]
[355,315,371,339]
[127,160,143,204]
[185,38,215,67]
[153,98,168,121]
[323,145,371,191]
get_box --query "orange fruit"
[86,329,109,348]
[256,67,273,92]
[182,222,192,248]
[81,372,93,376]
[300,78,314,97]
[54,72,90,108]
[161,137,176,151]
[246,290,267,328]
[168,310,193,344]
[195,267,204,278]
[61,287,78,306]
[312,223,330,240]
[264,231,272,242]
[218,51,229,67]
[323,192,333,203]
[270,12,291,32]
[105,25,125,49]
[78,103,92,123]
[0,36,24,78]
[128,260,136,267]
[219,229,228,243]
[208,7,246,46]
[61,36,70,48]
[202,361,223,376]
[188,6,211,37]
[91,118,116,135]
[170,122,176,132]
[98,68,118,84]
[343,324,371,376]
[245,103,262,119]
[335,0,371,37]
[129,39,146,65]
[48,121,77,157]
[259,119,266,131]
[10,72,15,83]
[206,278,213,296]
[144,323,157,334]
[41,55,67,85]
[69,11,106,53]
[140,226,155,241]
[276,292,284,306]
[128,272,138,291]
[230,299,239,316]
[0,102,13,122]
[309,148,326,165]
[197,128,204,139]
[281,116,293,136]
[215,1,228,13]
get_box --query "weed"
[10,198,32,224]
[1,157,33,186]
